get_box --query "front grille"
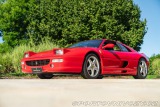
[26,59,50,66]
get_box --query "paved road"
[0,79,160,107]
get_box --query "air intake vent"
[122,61,128,68]
[26,59,50,66]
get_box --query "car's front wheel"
[81,53,101,79]
[37,73,53,79]
[133,58,148,79]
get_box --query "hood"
[29,50,54,58]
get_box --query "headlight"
[24,53,29,58]
[55,49,64,55]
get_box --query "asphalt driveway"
[0,79,160,107]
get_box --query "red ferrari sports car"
[21,39,149,79]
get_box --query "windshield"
[69,40,103,48]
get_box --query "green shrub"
[0,43,12,53]
[0,52,14,73]
[11,45,31,73]
[151,58,160,75]
[149,54,160,75]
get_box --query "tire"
[81,53,101,79]
[97,75,104,79]
[133,58,148,79]
[37,73,53,79]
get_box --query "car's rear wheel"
[81,53,101,79]
[37,73,53,79]
[133,58,148,79]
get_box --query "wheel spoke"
[94,67,99,71]
[139,65,143,68]
[142,69,146,76]
[139,65,143,73]
[88,59,92,65]
[90,69,95,76]
[87,65,91,70]
[93,59,96,64]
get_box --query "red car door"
[100,41,136,74]
[101,50,122,69]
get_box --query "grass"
[147,75,160,79]
[0,72,37,79]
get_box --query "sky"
[133,0,160,57]
[0,0,160,57]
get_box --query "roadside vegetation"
[148,54,160,78]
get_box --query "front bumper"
[21,56,82,74]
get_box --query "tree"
[0,0,29,47]
[0,0,5,3]
[0,31,2,37]
[0,0,147,51]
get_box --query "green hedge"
[149,54,160,75]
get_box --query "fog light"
[21,62,25,65]
[52,59,63,62]
[50,64,54,68]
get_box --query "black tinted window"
[69,40,102,48]
[118,43,129,52]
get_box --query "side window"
[117,43,129,52]
[113,45,121,51]
[103,40,122,51]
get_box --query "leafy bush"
[0,43,12,53]
[149,54,160,75]
[151,58,160,75]
[0,52,14,74]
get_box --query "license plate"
[32,68,42,74]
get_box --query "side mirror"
[102,43,115,49]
